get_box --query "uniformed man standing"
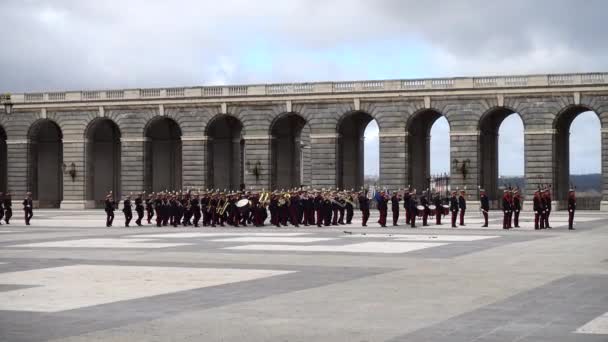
[409,192,418,228]
[123,195,133,227]
[502,190,511,229]
[377,191,389,227]
[0,192,4,224]
[544,189,552,229]
[23,192,33,226]
[568,188,576,230]
[105,193,115,227]
[434,192,443,225]
[450,191,459,228]
[513,190,521,228]
[403,190,411,225]
[134,193,144,226]
[344,192,354,224]
[533,190,542,230]
[358,191,370,227]
[458,190,466,226]
[146,193,154,224]
[3,192,12,224]
[480,189,489,227]
[420,194,430,227]
[391,191,400,226]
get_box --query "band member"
[322,194,332,226]
[191,193,201,227]
[358,191,370,226]
[201,192,210,226]
[434,192,442,225]
[480,189,489,227]
[105,193,115,227]
[23,192,33,226]
[420,194,429,226]
[502,189,511,229]
[391,191,400,226]
[0,192,4,224]
[337,194,345,225]
[123,195,133,227]
[331,193,340,226]
[568,188,576,230]
[409,192,418,228]
[209,194,218,227]
[3,192,12,224]
[154,193,163,227]
[345,193,354,224]
[377,191,389,227]
[543,188,552,229]
[145,194,154,224]
[314,191,323,227]
[513,190,521,228]
[289,192,300,227]
[539,189,547,229]
[458,190,466,226]
[403,190,411,225]
[134,193,144,226]
[450,191,459,228]
[533,190,543,230]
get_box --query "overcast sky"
[1,0,605,176]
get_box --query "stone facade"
[1,73,608,210]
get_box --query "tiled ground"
[0,210,607,341]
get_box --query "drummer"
[409,191,418,228]
[420,193,430,226]
[433,192,442,225]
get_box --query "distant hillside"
[499,174,601,192]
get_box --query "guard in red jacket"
[377,191,389,227]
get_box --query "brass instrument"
[216,198,224,214]
[219,200,230,216]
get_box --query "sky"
[1,0,606,176]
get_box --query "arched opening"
[206,115,243,190]
[479,108,524,206]
[337,111,374,190]
[28,120,63,208]
[363,120,379,188]
[408,110,448,192]
[85,119,121,207]
[271,113,306,189]
[144,117,182,192]
[0,125,6,192]
[555,107,601,208]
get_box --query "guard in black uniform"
[23,192,33,226]
[458,190,466,226]
[358,192,370,226]
[191,193,201,227]
[480,189,489,227]
[0,192,4,224]
[105,193,115,227]
[123,195,133,227]
[145,193,154,224]
[568,188,576,230]
[391,191,400,226]
[134,193,144,226]
[434,193,443,225]
[450,191,459,228]
[3,192,12,224]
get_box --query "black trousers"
[123,210,132,227]
[4,207,12,223]
[135,207,144,225]
[106,210,115,227]
[24,208,33,225]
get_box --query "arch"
[337,111,374,190]
[205,114,243,190]
[144,117,182,192]
[85,118,121,207]
[407,109,447,192]
[553,105,602,207]
[27,119,63,208]
[0,125,6,193]
[270,113,307,189]
[478,107,524,205]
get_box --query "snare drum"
[442,204,450,215]
[416,205,425,217]
[428,204,436,216]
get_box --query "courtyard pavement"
[1,209,608,341]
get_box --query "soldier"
[269,193,279,227]
[23,192,33,226]
[420,194,430,227]
[104,193,115,227]
[337,193,345,225]
[331,192,340,226]
[539,189,547,229]
[568,188,576,230]
[201,192,210,226]
[345,192,354,224]
[304,192,315,226]
[403,190,411,225]
[458,190,466,226]
[322,193,332,226]
[543,188,552,229]
[3,192,12,225]
[191,193,201,227]
[134,193,144,226]
[314,191,323,227]
[208,193,218,227]
[289,192,300,227]
[480,189,489,227]
[123,194,133,227]
[358,191,370,227]
[502,189,511,229]
[154,193,163,227]
[409,192,418,228]
[533,190,542,230]
[391,191,400,226]
[513,190,522,228]
[377,191,389,227]
[146,193,154,224]
[434,192,443,225]
[450,191,459,228]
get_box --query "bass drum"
[428,204,436,216]
[416,205,425,217]
[236,198,250,211]
[442,204,450,215]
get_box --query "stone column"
[601,128,608,211]
[379,132,406,190]
[450,131,480,204]
[60,138,86,209]
[181,136,207,191]
[120,137,146,198]
[5,140,28,197]
[310,133,338,189]
[242,135,271,191]
[524,128,555,209]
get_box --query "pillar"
[120,137,146,197]
[243,135,271,191]
[601,128,608,210]
[60,138,86,209]
[524,128,555,208]
[450,131,480,203]
[310,133,338,189]
[181,136,207,191]
[5,140,28,197]
[379,132,406,190]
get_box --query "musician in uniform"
[358,191,370,226]
[337,193,345,225]
[449,191,459,228]
[289,192,300,227]
[403,190,411,225]
[145,193,154,224]
[134,193,144,226]
[0,192,4,224]
[409,192,418,228]
[314,191,323,227]
[3,192,12,224]
[420,194,430,227]
[191,193,201,227]
[502,189,511,229]
[123,194,133,227]
[331,192,340,226]
[539,189,547,229]
[377,191,389,227]
[104,193,115,227]
[533,190,543,230]
[480,189,489,227]
[269,192,279,227]
[322,193,332,226]
[23,192,33,226]
[390,191,400,226]
[209,193,218,227]
[458,190,466,226]
[568,188,576,230]
[345,192,354,224]
[513,190,521,228]
[201,192,210,226]
[434,192,443,225]
[543,188,552,229]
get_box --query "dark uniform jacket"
[480,195,489,211]
[458,195,466,210]
[450,196,459,212]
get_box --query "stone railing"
[9,72,608,104]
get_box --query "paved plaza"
[1,210,608,341]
